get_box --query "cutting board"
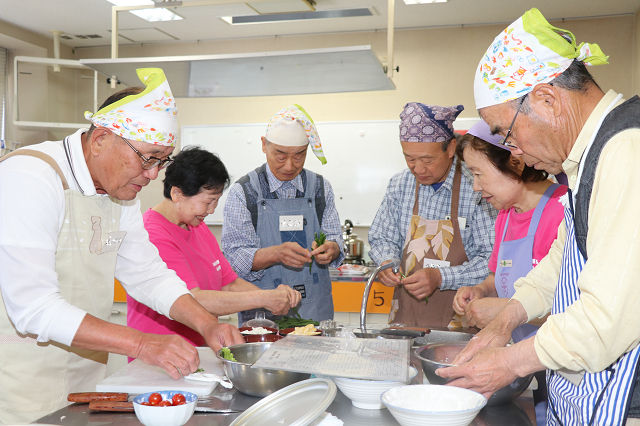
[96,347,225,396]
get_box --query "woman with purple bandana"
[453,119,567,425]
[369,102,497,328]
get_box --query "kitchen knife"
[68,392,128,403]
[379,328,425,337]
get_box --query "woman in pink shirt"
[127,147,301,347]
[452,120,567,425]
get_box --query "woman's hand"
[453,285,487,316]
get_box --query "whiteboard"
[182,118,479,226]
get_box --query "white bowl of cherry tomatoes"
[132,390,197,426]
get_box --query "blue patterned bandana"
[399,103,464,143]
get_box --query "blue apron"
[496,184,559,343]
[237,169,334,325]
[495,184,558,425]
[547,192,640,426]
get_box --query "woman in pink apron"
[453,120,567,425]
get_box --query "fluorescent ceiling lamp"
[403,0,447,3]
[130,8,183,21]
[221,8,373,25]
[106,0,184,22]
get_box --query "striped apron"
[547,191,640,426]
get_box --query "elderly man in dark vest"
[438,8,640,426]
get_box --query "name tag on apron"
[499,260,513,267]
[423,258,451,268]
[100,231,127,254]
[279,215,304,231]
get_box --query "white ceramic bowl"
[333,366,418,410]
[133,390,197,426]
[381,384,487,426]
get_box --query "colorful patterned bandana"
[399,103,464,143]
[84,68,178,146]
[474,8,608,109]
[266,104,326,165]
[467,120,509,151]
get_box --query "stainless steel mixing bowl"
[216,342,311,397]
[415,341,533,406]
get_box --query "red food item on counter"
[158,400,173,407]
[172,394,186,405]
[148,393,162,406]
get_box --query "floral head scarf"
[474,8,608,109]
[84,68,178,146]
[266,104,326,164]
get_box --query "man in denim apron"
[222,105,344,325]
[438,9,640,425]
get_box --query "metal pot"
[342,219,364,264]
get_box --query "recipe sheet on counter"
[252,336,410,382]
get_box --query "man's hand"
[133,333,201,380]
[402,268,442,300]
[377,260,402,287]
[465,298,509,329]
[453,285,486,316]
[437,346,518,399]
[450,300,528,365]
[437,338,545,400]
[266,285,302,315]
[310,240,339,264]
[274,242,312,268]
[201,321,244,353]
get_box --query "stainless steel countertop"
[36,358,535,426]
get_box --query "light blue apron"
[237,169,334,325]
[547,190,640,426]
[496,184,559,343]
[496,184,558,425]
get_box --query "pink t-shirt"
[489,185,568,273]
[127,209,238,347]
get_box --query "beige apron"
[388,159,469,328]
[0,149,125,424]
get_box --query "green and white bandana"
[265,104,326,165]
[84,68,178,146]
[474,8,608,109]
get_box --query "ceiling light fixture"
[221,8,373,25]
[402,0,447,4]
[106,0,184,22]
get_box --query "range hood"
[79,45,395,98]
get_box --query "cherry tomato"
[172,393,186,405]
[158,400,173,407]
[148,393,162,406]
[174,402,186,406]
[140,402,150,406]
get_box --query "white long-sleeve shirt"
[0,129,190,346]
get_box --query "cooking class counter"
[36,353,536,426]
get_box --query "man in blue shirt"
[222,105,344,324]
[369,102,496,328]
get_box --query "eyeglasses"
[498,95,527,149]
[119,135,173,170]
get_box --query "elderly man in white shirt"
[0,68,243,424]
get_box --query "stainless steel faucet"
[360,259,401,333]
